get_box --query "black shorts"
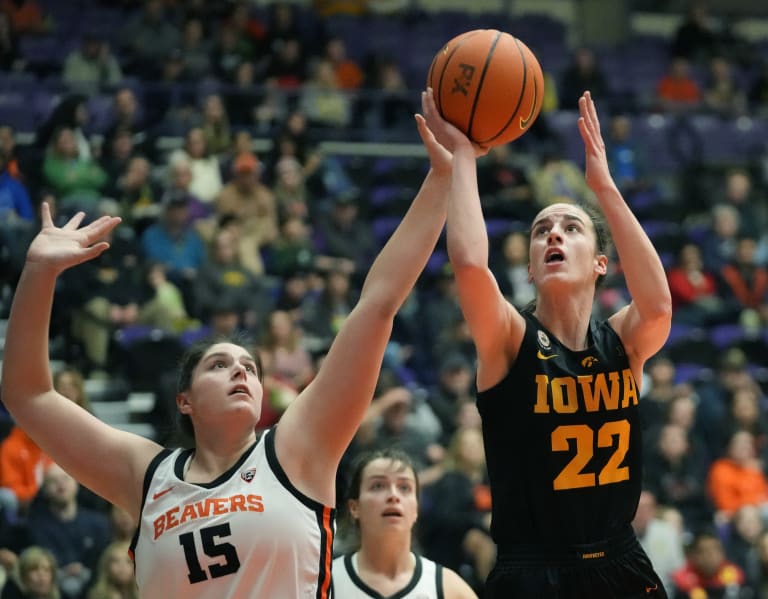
[485,529,668,599]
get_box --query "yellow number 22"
[551,420,630,491]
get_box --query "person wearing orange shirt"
[707,430,768,521]
[0,425,52,522]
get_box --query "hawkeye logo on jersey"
[581,356,599,368]
[537,330,551,349]
[241,468,256,483]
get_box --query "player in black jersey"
[421,88,672,597]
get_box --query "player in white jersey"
[1,96,475,598]
[332,449,477,599]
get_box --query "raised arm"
[1,205,163,518]
[275,106,452,503]
[422,89,525,389]
[579,92,672,369]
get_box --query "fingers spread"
[63,212,86,231]
[40,201,53,228]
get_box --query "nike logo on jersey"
[152,486,175,500]
[536,350,558,360]
[646,584,658,594]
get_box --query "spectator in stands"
[223,1,264,61]
[118,0,181,79]
[102,88,151,161]
[177,17,212,82]
[0,0,48,35]
[558,47,608,110]
[724,504,764,589]
[323,36,362,91]
[301,266,354,349]
[0,146,33,223]
[0,545,61,599]
[632,490,685,594]
[112,156,162,234]
[667,242,730,326]
[707,430,768,523]
[23,464,111,599]
[260,309,315,391]
[530,148,594,207]
[211,23,247,83]
[140,193,205,302]
[42,128,107,218]
[272,155,309,222]
[605,114,650,195]
[428,353,475,447]
[299,58,352,129]
[644,423,714,533]
[700,203,741,271]
[86,540,137,599]
[703,56,748,118]
[420,427,495,592]
[100,127,137,192]
[52,367,91,415]
[264,37,307,89]
[720,168,767,243]
[264,215,316,277]
[353,384,442,479]
[656,57,702,113]
[671,531,749,598]
[0,424,52,524]
[671,1,719,63]
[199,94,231,158]
[638,353,677,433]
[722,386,768,461]
[62,32,123,94]
[0,125,23,181]
[719,235,768,331]
[162,157,211,228]
[314,193,375,274]
[193,226,272,325]
[0,12,17,72]
[490,231,536,310]
[215,151,278,276]
[36,95,92,161]
[476,144,535,221]
[168,127,223,204]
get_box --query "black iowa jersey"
[477,313,642,549]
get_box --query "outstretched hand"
[577,91,615,193]
[26,203,122,274]
[417,88,488,160]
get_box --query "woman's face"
[528,203,605,290]
[180,343,263,433]
[349,458,418,537]
[108,546,135,586]
[23,560,55,596]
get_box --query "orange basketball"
[427,29,544,147]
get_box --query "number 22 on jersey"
[551,419,630,491]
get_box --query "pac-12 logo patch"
[241,468,257,483]
[537,330,551,350]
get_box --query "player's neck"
[533,291,593,351]
[185,433,256,482]
[356,536,414,579]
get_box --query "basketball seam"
[481,36,528,145]
[435,30,482,123]
[467,30,501,143]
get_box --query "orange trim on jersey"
[319,506,333,599]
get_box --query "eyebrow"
[532,213,586,230]
[203,352,256,364]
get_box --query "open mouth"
[229,385,251,396]
[545,250,564,263]
[382,509,403,518]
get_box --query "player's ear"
[594,253,607,277]
[176,391,192,415]
[347,499,359,521]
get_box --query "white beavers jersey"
[130,428,335,598]
[332,552,444,599]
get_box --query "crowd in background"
[0,0,767,597]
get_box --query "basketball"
[427,29,544,147]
